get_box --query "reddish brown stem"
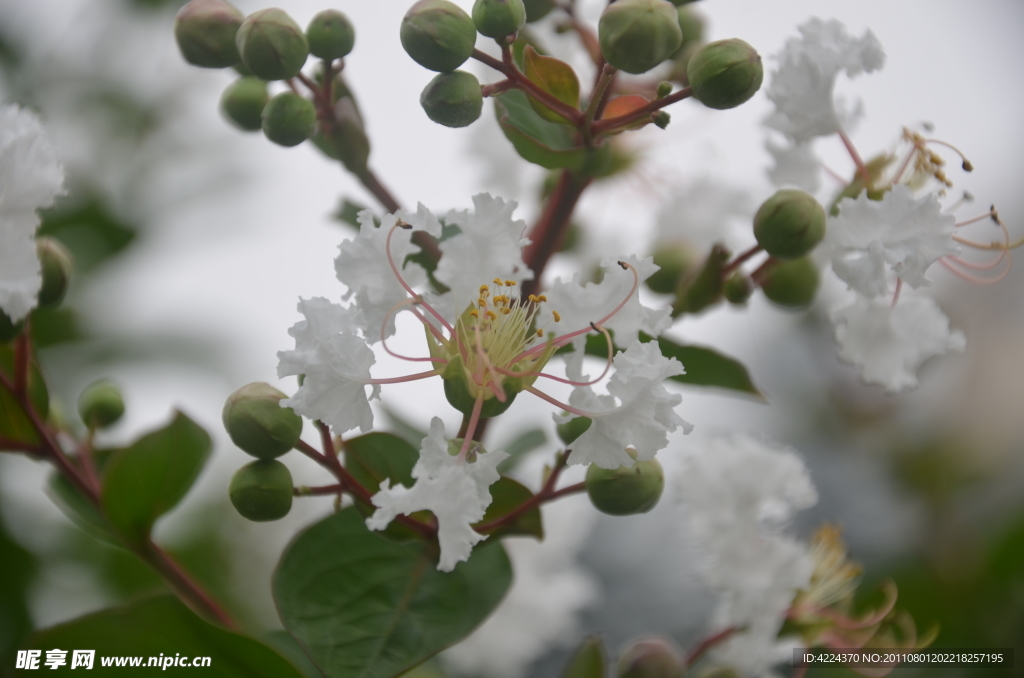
[471,48,586,127]
[295,483,345,497]
[723,245,764,275]
[750,256,779,286]
[591,86,692,135]
[14,329,29,398]
[686,626,738,667]
[474,453,580,533]
[522,171,592,296]
[141,540,237,630]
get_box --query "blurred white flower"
[765,18,885,144]
[558,341,691,469]
[0,104,64,322]
[679,434,818,678]
[367,418,508,572]
[653,178,753,252]
[831,294,966,393]
[765,139,821,193]
[277,297,379,434]
[824,185,959,297]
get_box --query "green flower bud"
[307,10,355,60]
[473,0,526,39]
[617,639,686,678]
[585,451,665,516]
[753,189,826,260]
[672,244,729,316]
[675,6,703,52]
[174,0,243,69]
[556,415,592,445]
[598,0,682,75]
[0,311,21,343]
[420,70,483,128]
[723,271,753,305]
[222,382,302,460]
[401,0,477,73]
[647,245,698,295]
[653,111,671,129]
[262,91,316,147]
[523,0,556,22]
[443,361,519,418]
[236,8,309,81]
[36,237,73,309]
[220,77,269,131]
[656,81,673,98]
[687,38,762,110]
[78,380,125,430]
[229,459,293,522]
[760,256,819,308]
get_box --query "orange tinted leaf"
[600,95,652,133]
[523,45,580,124]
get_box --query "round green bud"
[401,0,477,73]
[668,0,699,5]
[229,459,293,522]
[653,111,671,129]
[687,38,762,110]
[753,189,826,260]
[0,311,21,343]
[598,0,682,75]
[220,77,269,131]
[420,70,483,128]
[656,81,673,98]
[647,245,698,294]
[675,6,703,51]
[222,382,302,460]
[523,0,556,22]
[723,272,753,305]
[36,237,73,308]
[262,91,316,147]
[236,8,309,81]
[760,256,819,308]
[443,368,519,418]
[174,0,243,69]
[585,452,665,516]
[78,380,125,429]
[617,639,686,678]
[472,0,526,39]
[307,10,355,60]
[556,415,592,445]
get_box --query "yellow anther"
[528,294,538,303]
[536,329,544,337]
[537,295,547,302]
[493,278,503,285]
[501,307,511,315]
[478,299,487,308]
[504,280,516,286]
[470,310,479,317]
[552,310,561,322]
[479,284,489,293]
[485,310,497,320]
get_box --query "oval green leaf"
[474,475,543,539]
[523,45,581,123]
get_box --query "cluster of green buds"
[174,0,368,169]
[222,382,303,522]
[654,189,826,316]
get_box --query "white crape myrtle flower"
[765,18,885,144]
[824,185,959,298]
[0,104,65,322]
[334,205,441,343]
[556,341,691,470]
[831,293,966,393]
[277,297,379,434]
[654,179,753,253]
[679,435,818,678]
[367,418,509,572]
[765,138,821,193]
[546,255,671,381]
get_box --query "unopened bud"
[315,97,372,173]
[222,382,302,460]
[174,0,243,69]
[229,459,293,522]
[36,237,72,308]
[523,0,556,22]
[647,245,697,294]
[599,0,682,74]
[585,450,664,516]
[760,256,819,308]
[656,81,673,99]
[78,380,125,429]
[401,0,477,72]
[473,0,527,39]
[687,38,762,110]
[220,77,269,131]
[556,415,592,445]
[420,70,484,128]
[723,271,753,305]
[672,244,729,316]
[617,639,686,678]
[652,110,670,129]
[262,91,316,147]
[236,8,309,81]
[307,10,356,60]
[674,6,703,53]
[753,189,826,259]
[443,356,519,418]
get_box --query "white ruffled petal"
[765,138,821,192]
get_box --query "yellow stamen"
[537,295,547,302]
[485,310,497,320]
[504,280,516,287]
[501,307,511,315]
[493,278,503,285]
[536,329,544,337]
[552,311,561,322]
[479,284,489,294]
[470,310,479,317]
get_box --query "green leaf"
[568,332,764,398]
[21,596,305,677]
[496,427,547,474]
[561,636,606,678]
[274,508,512,678]
[0,504,36,666]
[0,345,49,448]
[48,458,119,545]
[475,476,543,539]
[495,90,602,172]
[38,197,136,276]
[334,198,373,230]
[100,412,211,545]
[523,45,581,123]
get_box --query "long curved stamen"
[822,163,847,185]
[457,395,485,461]
[925,138,973,171]
[385,223,455,335]
[940,256,1013,285]
[502,323,615,386]
[955,209,995,228]
[514,260,640,364]
[381,299,448,364]
[366,369,442,385]
[891,278,902,307]
[838,127,871,187]
[474,320,506,402]
[525,386,593,418]
[944,191,974,213]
